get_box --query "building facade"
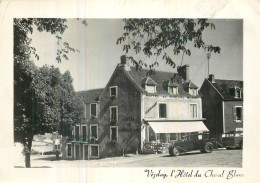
[65,56,209,159]
[200,75,243,138]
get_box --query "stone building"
[65,56,208,159]
[200,75,243,138]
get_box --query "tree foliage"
[13,19,86,165]
[14,63,85,147]
[117,19,221,71]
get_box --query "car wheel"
[204,143,213,153]
[173,147,180,156]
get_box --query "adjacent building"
[200,75,243,138]
[65,56,209,159]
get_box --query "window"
[169,133,177,141]
[233,106,243,122]
[146,85,156,93]
[74,125,80,141]
[110,106,118,122]
[55,144,60,150]
[189,104,197,118]
[110,86,117,98]
[190,88,197,95]
[90,103,97,117]
[83,104,87,118]
[236,128,243,132]
[168,87,178,95]
[90,125,98,139]
[90,145,99,157]
[67,144,72,157]
[110,126,118,142]
[173,87,178,95]
[81,125,88,141]
[235,88,242,98]
[83,144,88,160]
[159,103,167,118]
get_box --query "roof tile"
[77,88,104,103]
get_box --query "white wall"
[143,95,202,119]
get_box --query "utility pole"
[207,53,211,77]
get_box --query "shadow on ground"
[160,152,203,157]
[14,166,52,168]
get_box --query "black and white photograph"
[13,18,243,168]
[1,1,260,183]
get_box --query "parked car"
[168,133,218,156]
[222,131,243,149]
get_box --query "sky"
[30,19,243,92]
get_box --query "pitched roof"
[183,81,199,90]
[77,88,104,103]
[141,77,158,85]
[211,79,243,100]
[168,81,179,87]
[125,66,200,97]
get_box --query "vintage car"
[168,133,218,156]
[221,131,243,149]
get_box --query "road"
[15,149,242,168]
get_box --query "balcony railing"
[68,135,87,142]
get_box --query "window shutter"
[233,107,237,121]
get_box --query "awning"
[148,121,208,133]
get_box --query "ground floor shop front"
[65,120,209,159]
[141,120,209,153]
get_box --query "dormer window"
[145,85,156,93]
[168,86,178,95]
[167,81,178,95]
[235,88,242,98]
[183,81,198,96]
[189,88,197,95]
[141,77,157,93]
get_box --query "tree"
[14,18,86,167]
[117,19,221,71]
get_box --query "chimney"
[179,64,190,81]
[209,74,215,83]
[120,55,130,71]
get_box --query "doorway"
[83,144,88,160]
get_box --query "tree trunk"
[24,136,33,168]
[25,152,31,168]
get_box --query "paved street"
[15,149,242,168]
